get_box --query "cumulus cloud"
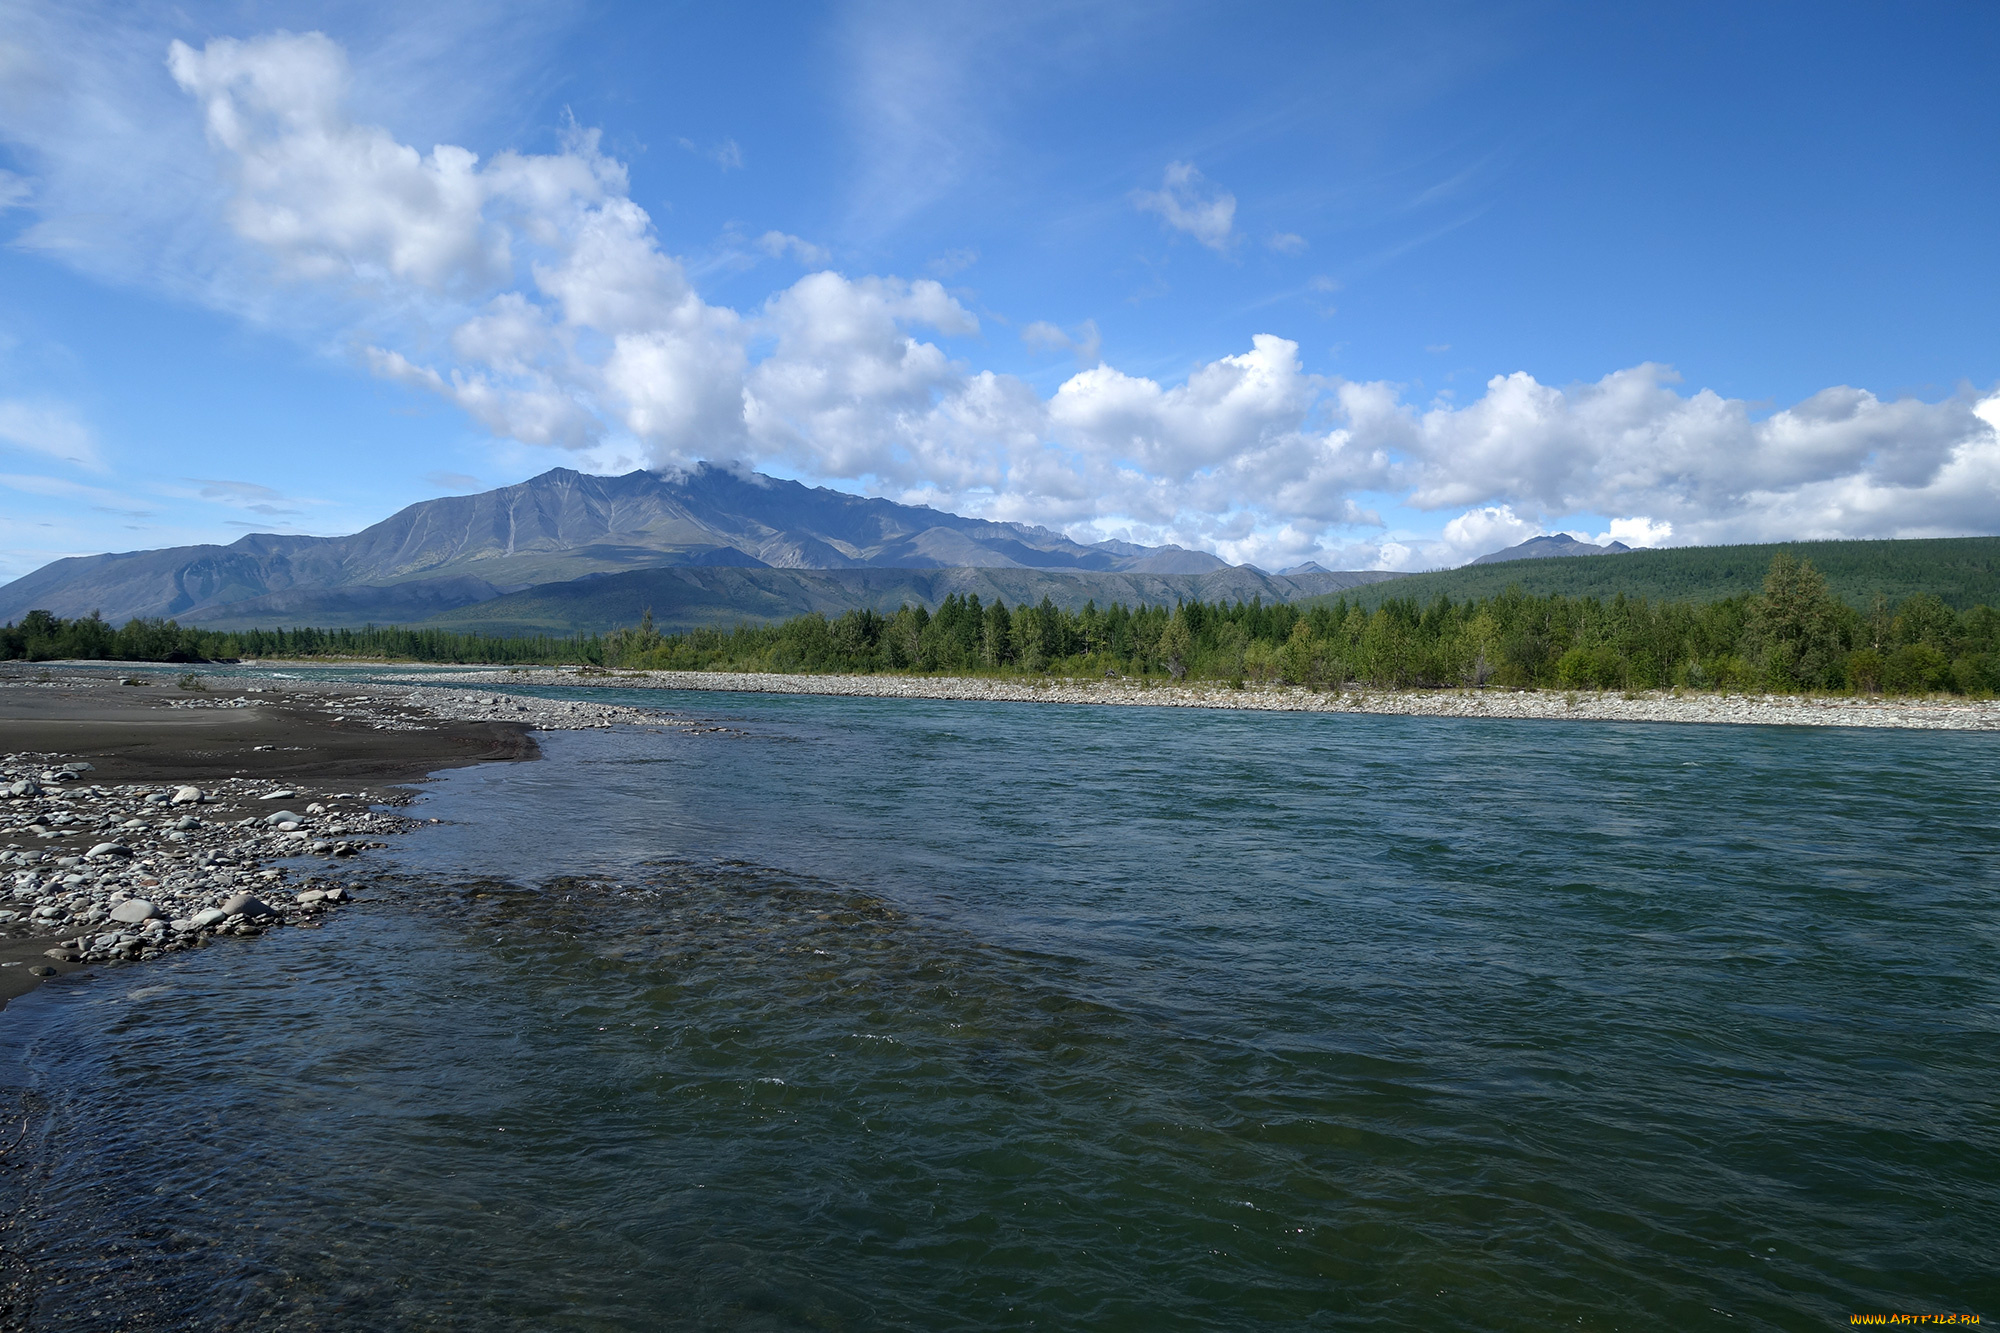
[1133,161,1236,253]
[12,26,1989,576]
[0,400,101,470]
[1385,364,2000,545]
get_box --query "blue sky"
[1,0,1996,581]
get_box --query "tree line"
[6,555,1999,695]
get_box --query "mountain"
[0,464,1388,629]
[0,464,1252,625]
[286,565,1397,636]
[1470,533,1633,565]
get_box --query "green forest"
[5,554,1998,696]
[1336,534,2000,610]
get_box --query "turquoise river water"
[2,686,1996,1330]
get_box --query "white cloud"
[0,168,30,210]
[12,24,1995,579]
[0,399,101,470]
[1596,516,1673,548]
[1134,161,1236,253]
[1437,504,1538,564]
[1387,365,2000,544]
[1266,231,1307,256]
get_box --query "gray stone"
[259,790,296,800]
[190,907,228,928]
[108,898,159,923]
[170,786,203,805]
[295,889,327,905]
[28,965,55,977]
[87,842,132,859]
[262,810,304,826]
[221,892,276,918]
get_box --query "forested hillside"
[1334,535,2000,610]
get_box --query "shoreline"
[364,665,2000,732]
[0,667,678,1008]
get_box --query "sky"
[0,0,1996,582]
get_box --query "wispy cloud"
[756,230,832,266]
[925,247,978,277]
[1022,318,1101,367]
[0,399,102,470]
[678,136,744,170]
[1134,161,1236,253]
[189,478,302,515]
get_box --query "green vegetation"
[7,554,2000,696]
[1333,535,2000,611]
[0,610,603,666]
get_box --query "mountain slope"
[0,464,1246,624]
[185,565,1402,634]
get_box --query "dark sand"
[0,672,538,1006]
[0,678,536,784]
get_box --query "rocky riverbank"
[0,667,686,1006]
[378,665,2000,732]
[3,765,395,982]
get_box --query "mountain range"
[0,465,1398,632]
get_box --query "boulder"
[170,786,203,805]
[108,899,160,924]
[190,907,228,929]
[262,810,305,826]
[87,842,133,859]
[220,892,276,918]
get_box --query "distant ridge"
[1470,533,1632,565]
[187,564,1401,635]
[1318,535,2000,612]
[0,463,1389,629]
